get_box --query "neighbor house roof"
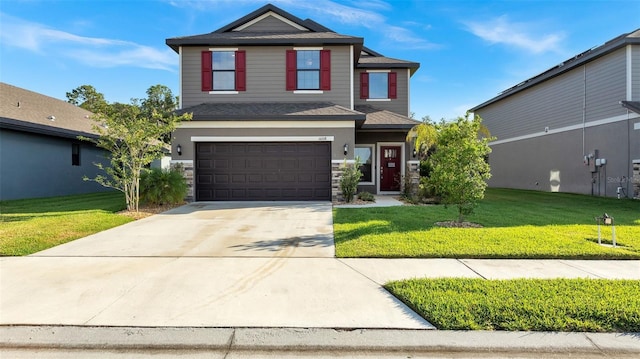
[0,82,99,139]
[471,28,640,111]
[178,102,366,122]
[355,105,420,131]
[620,101,640,115]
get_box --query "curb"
[2,326,639,355]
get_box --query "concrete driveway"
[0,202,433,329]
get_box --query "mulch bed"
[118,202,186,220]
[435,221,483,228]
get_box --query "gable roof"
[214,4,310,33]
[166,3,364,53]
[0,82,99,139]
[471,28,640,111]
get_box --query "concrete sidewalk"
[2,326,640,358]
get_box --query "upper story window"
[286,49,331,91]
[201,50,246,92]
[296,51,320,89]
[360,71,397,100]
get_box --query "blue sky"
[1,0,638,121]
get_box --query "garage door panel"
[196,142,330,201]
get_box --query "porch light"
[176,144,182,156]
[413,148,417,158]
[343,143,348,155]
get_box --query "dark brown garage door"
[196,142,331,201]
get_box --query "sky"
[1,0,639,121]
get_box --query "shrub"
[339,159,362,203]
[357,191,375,202]
[140,167,187,205]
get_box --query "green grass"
[385,278,640,332]
[0,192,132,256]
[334,188,640,259]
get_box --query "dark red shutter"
[360,72,369,99]
[388,72,397,99]
[201,51,212,92]
[235,50,246,91]
[286,50,297,91]
[320,50,331,90]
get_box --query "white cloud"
[0,12,176,71]
[464,15,563,54]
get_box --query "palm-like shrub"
[140,167,187,205]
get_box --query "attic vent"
[48,115,56,121]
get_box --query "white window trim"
[208,91,239,95]
[366,69,391,73]
[376,142,405,194]
[209,47,239,52]
[293,90,324,94]
[293,46,323,51]
[355,144,375,186]
[366,98,391,102]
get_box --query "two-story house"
[166,4,420,201]
[470,29,640,199]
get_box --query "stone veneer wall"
[332,160,348,201]
[633,160,640,199]
[405,160,420,196]
[171,160,194,202]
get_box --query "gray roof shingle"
[0,82,98,139]
[355,105,420,130]
[178,102,365,121]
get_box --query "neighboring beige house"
[471,29,640,199]
[0,82,110,200]
[166,3,420,201]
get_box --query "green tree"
[406,115,437,158]
[429,113,494,222]
[66,85,108,114]
[79,86,191,212]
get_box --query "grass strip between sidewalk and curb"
[334,188,640,259]
[0,192,131,256]
[385,278,640,332]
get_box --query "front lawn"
[0,192,132,256]
[386,278,640,332]
[334,188,640,259]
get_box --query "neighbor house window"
[355,145,374,184]
[72,143,80,166]
[201,50,246,92]
[360,71,397,99]
[286,49,330,91]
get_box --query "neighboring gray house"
[470,29,640,199]
[166,4,420,201]
[0,82,109,200]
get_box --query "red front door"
[380,146,401,191]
